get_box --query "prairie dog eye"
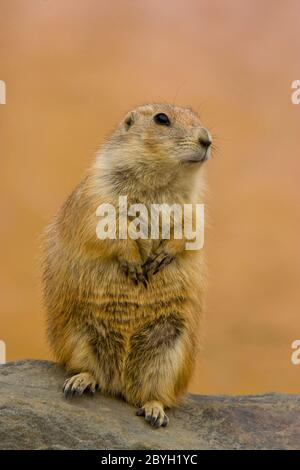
[153,113,171,126]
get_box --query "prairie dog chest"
[81,265,187,337]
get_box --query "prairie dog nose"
[198,128,212,148]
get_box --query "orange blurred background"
[1,0,300,395]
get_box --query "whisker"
[172,80,188,106]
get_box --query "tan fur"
[41,103,210,427]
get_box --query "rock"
[0,360,299,450]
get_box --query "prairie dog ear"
[123,111,136,131]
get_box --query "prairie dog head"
[95,103,211,193]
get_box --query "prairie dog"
[42,103,211,428]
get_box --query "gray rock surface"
[0,360,299,450]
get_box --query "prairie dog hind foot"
[63,372,97,398]
[136,401,169,428]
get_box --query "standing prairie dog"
[42,103,211,428]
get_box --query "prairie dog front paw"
[143,250,174,276]
[118,241,148,286]
[119,260,148,287]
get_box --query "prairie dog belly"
[61,254,201,396]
